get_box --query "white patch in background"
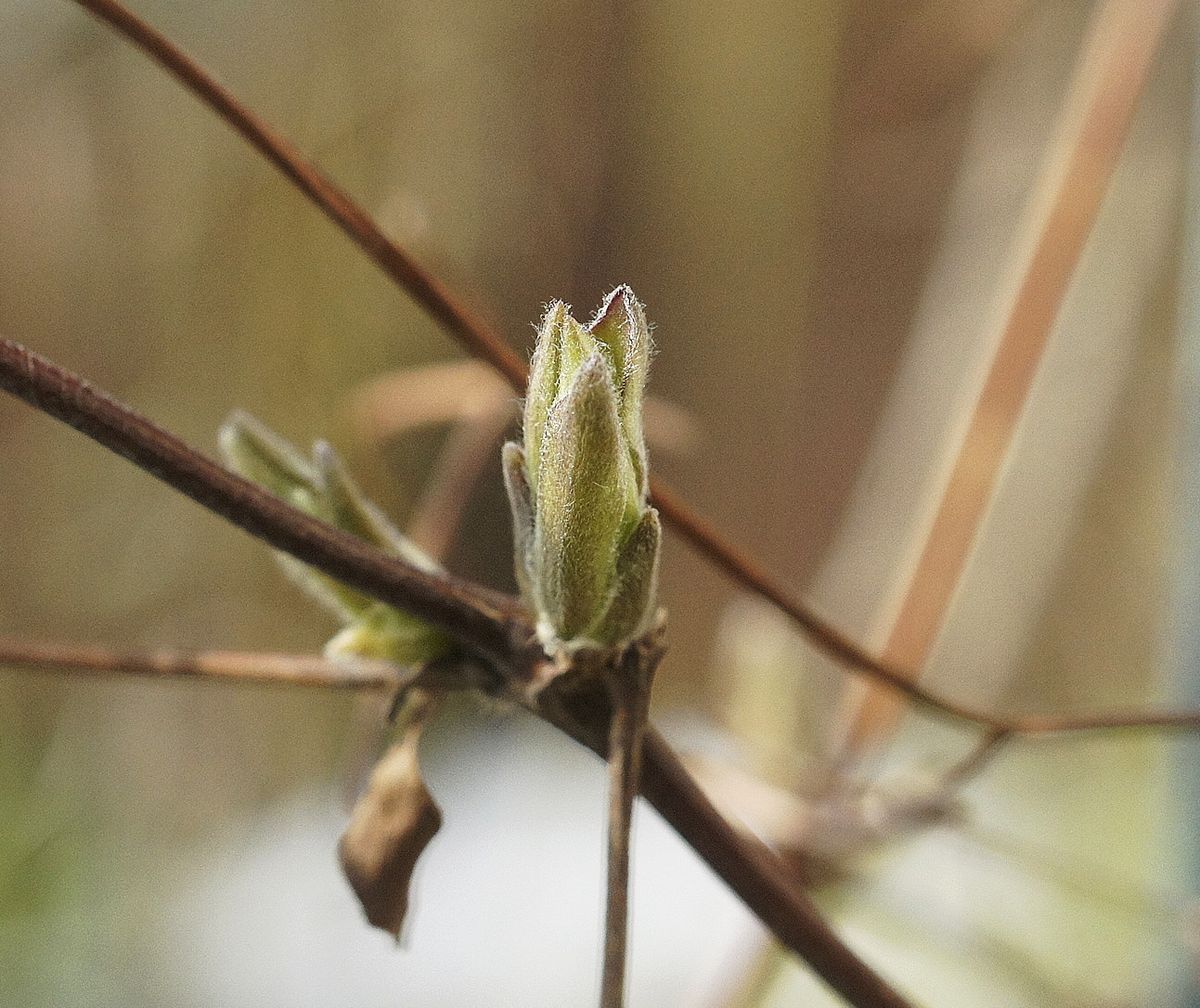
[159,710,755,1008]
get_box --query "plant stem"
[600,654,654,1008]
[0,638,402,689]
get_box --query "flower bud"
[219,411,451,665]
[505,287,660,651]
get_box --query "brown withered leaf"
[338,724,442,939]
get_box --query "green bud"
[500,440,534,600]
[536,352,633,639]
[219,412,451,665]
[325,603,450,667]
[589,285,651,495]
[590,508,661,645]
[508,288,660,652]
[218,409,322,514]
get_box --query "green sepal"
[588,507,661,645]
[535,353,634,641]
[325,603,452,666]
[501,441,534,602]
[523,301,567,497]
[218,410,322,514]
[589,286,651,495]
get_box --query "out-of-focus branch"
[835,0,1182,757]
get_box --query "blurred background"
[0,0,1196,1004]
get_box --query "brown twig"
[69,0,528,391]
[638,730,912,1008]
[0,638,404,690]
[928,702,1200,803]
[935,726,1014,794]
[65,0,955,721]
[0,339,521,663]
[0,336,909,1008]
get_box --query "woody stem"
[600,652,654,1008]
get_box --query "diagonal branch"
[0,339,521,663]
[66,0,936,713]
[69,0,528,391]
[0,335,910,1008]
[6,337,1199,731]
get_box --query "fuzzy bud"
[219,411,451,666]
[505,287,660,651]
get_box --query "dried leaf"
[338,727,443,939]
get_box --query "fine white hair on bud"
[219,411,451,666]
[505,287,660,653]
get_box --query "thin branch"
[638,730,913,1008]
[935,726,1014,794]
[600,651,656,1008]
[65,0,951,720]
[0,638,403,690]
[70,0,527,391]
[5,631,1196,742]
[1011,708,1200,736]
[923,701,1200,798]
[0,338,907,1008]
[0,339,521,663]
[931,703,1200,803]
